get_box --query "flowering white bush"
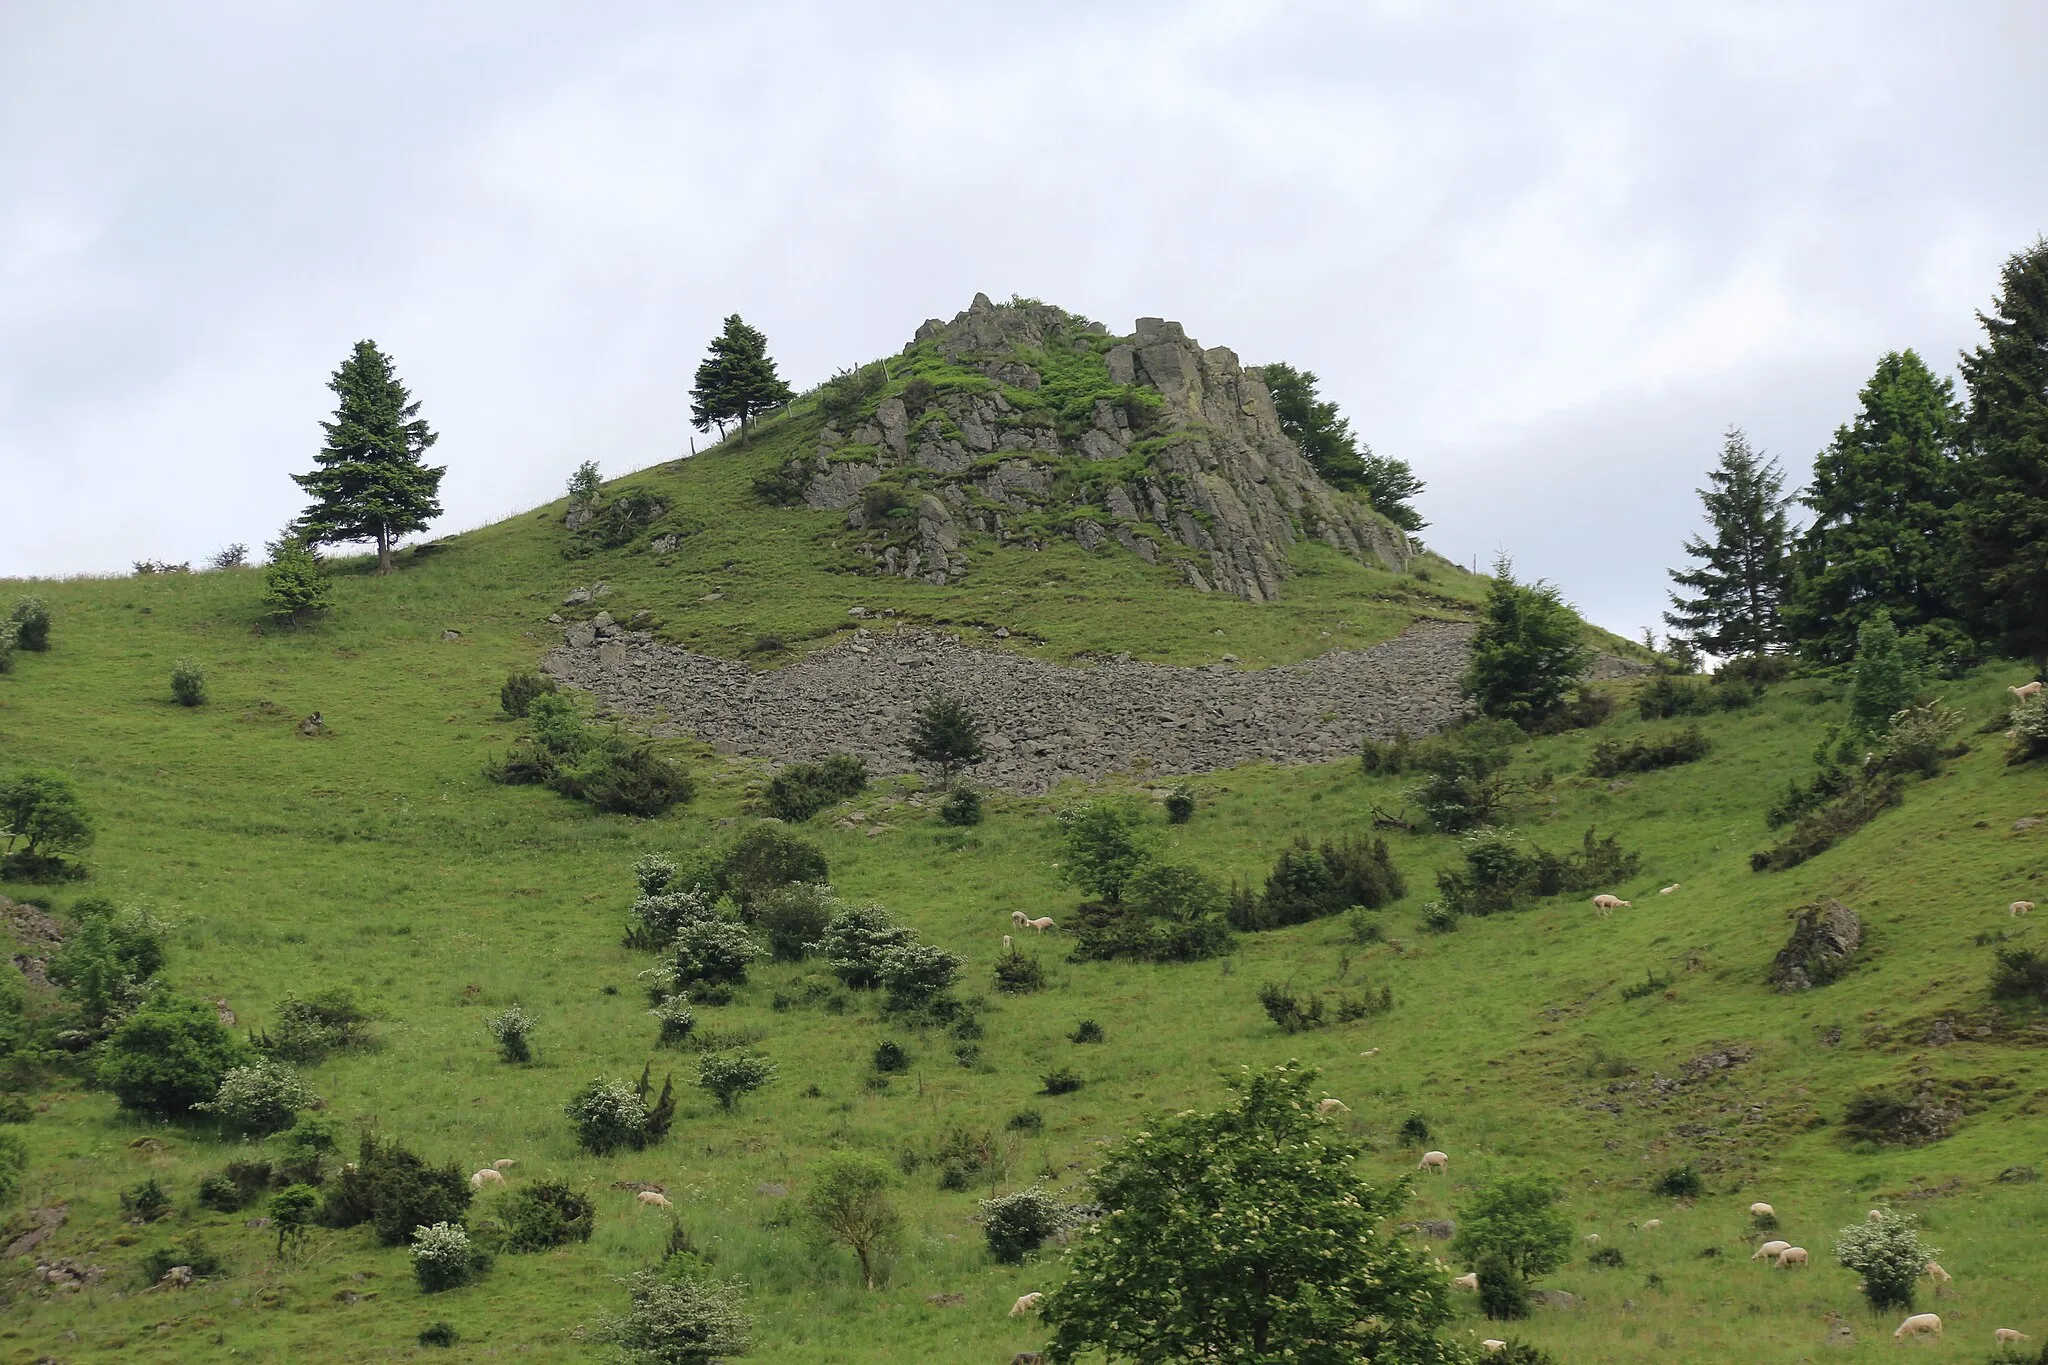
[1834,1210,1936,1310]
[487,1005,536,1063]
[566,1077,649,1154]
[411,1220,485,1292]
[199,1060,317,1134]
[634,853,679,896]
[649,994,695,1047]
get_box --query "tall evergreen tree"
[1260,362,1425,530]
[1784,350,1966,661]
[292,341,444,574]
[1664,428,1793,659]
[1955,238,2048,674]
[689,315,794,440]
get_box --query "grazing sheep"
[1451,1273,1479,1291]
[2011,681,2043,701]
[1010,1292,1044,1317]
[2014,900,2035,917]
[1011,911,1030,927]
[1995,1329,2031,1346]
[1924,1261,1952,1289]
[1894,1313,1943,1341]
[1002,934,1012,950]
[636,1190,673,1209]
[1316,1098,1350,1115]
[1359,1047,1380,1058]
[469,1168,505,1189]
[1026,916,1056,933]
[1590,894,1630,915]
[1482,1342,1507,1354]
[1641,1219,1662,1231]
[1748,1202,1775,1218]
[492,1159,516,1170]
[1869,1208,1885,1222]
[1775,1246,1808,1268]
[1659,884,1680,895]
[1419,1151,1449,1174]
[1751,1240,1792,1262]
[1585,1233,1601,1245]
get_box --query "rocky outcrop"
[545,621,1475,795]
[1770,898,1863,991]
[803,294,1411,598]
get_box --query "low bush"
[1587,1245,1625,1268]
[1333,987,1394,1022]
[991,948,1045,994]
[1637,675,1758,720]
[757,883,837,961]
[499,670,556,718]
[1586,725,1709,777]
[412,1221,490,1292]
[1486,1343,1560,1365]
[872,1040,910,1074]
[751,458,812,506]
[662,919,759,992]
[1407,719,1524,832]
[939,785,983,826]
[1992,947,2048,1005]
[121,1176,172,1223]
[933,1124,1003,1191]
[763,754,869,822]
[1006,1109,1043,1134]
[1070,1019,1104,1044]
[200,1059,318,1135]
[1398,1113,1432,1146]
[1074,862,1233,963]
[140,1234,224,1283]
[487,1005,536,1062]
[259,987,373,1062]
[1164,785,1195,824]
[1359,730,1415,775]
[320,1133,473,1246]
[1750,777,1903,872]
[1876,701,1961,777]
[2007,691,2048,765]
[635,853,681,896]
[9,596,52,652]
[170,662,207,707]
[981,1185,1073,1263]
[418,1322,459,1348]
[650,994,696,1047]
[198,1159,278,1212]
[1842,1084,1963,1147]
[98,994,253,1118]
[812,904,916,989]
[501,1179,596,1252]
[719,823,829,911]
[1651,1163,1703,1199]
[1834,1209,1935,1311]
[46,896,166,1024]
[623,887,718,951]
[596,1269,753,1362]
[1620,972,1673,1001]
[1039,1067,1083,1096]
[567,1077,653,1154]
[1476,1252,1529,1319]
[697,1051,775,1112]
[1436,826,1641,917]
[1421,901,1459,933]
[877,942,965,1013]
[1233,835,1404,930]
[1257,982,1325,1034]
[280,1117,336,1185]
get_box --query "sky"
[3,1,2043,639]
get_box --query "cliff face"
[800,294,1410,600]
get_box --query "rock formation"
[1770,898,1864,991]
[800,294,1411,599]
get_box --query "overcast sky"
[3,1,2043,638]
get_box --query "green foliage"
[597,1269,754,1364]
[1039,1066,1083,1096]
[567,460,602,506]
[980,1184,1072,1264]
[1056,799,1151,903]
[140,1233,225,1282]
[294,340,445,572]
[0,769,95,879]
[906,695,985,783]
[1475,1252,1530,1320]
[1848,611,1923,735]
[487,1005,536,1062]
[1260,363,1426,531]
[649,993,695,1047]
[697,1051,775,1112]
[488,696,693,817]
[875,942,964,1013]
[1665,427,1794,659]
[1749,776,1903,872]
[1233,835,1404,931]
[270,1183,320,1257]
[1453,1174,1574,1282]
[2008,692,2048,765]
[1070,1018,1105,1044]
[755,882,837,962]
[811,903,915,990]
[501,1179,597,1252]
[991,947,1045,994]
[260,987,373,1062]
[802,1151,900,1290]
[1074,861,1233,962]
[1834,1209,1936,1311]
[411,1220,489,1292]
[762,753,868,822]
[1164,784,1195,824]
[816,360,889,424]
[1652,1164,1704,1198]
[0,1127,26,1207]
[1462,555,1593,725]
[1407,719,1524,833]
[46,897,166,1024]
[418,1321,459,1348]
[9,595,52,651]
[624,888,717,952]
[1586,1245,1625,1268]
[1436,826,1640,916]
[566,1077,653,1153]
[690,314,794,438]
[718,822,829,911]
[1042,1061,1457,1364]
[937,785,982,826]
[261,536,333,620]
[170,661,207,706]
[571,487,671,551]
[499,669,556,718]
[198,1160,276,1212]
[662,919,759,991]
[1785,349,1967,661]
[1586,725,1711,777]
[870,1039,909,1074]
[1256,983,1326,1033]
[1637,675,1759,720]
[200,1058,318,1134]
[320,1132,472,1245]
[98,993,253,1118]
[120,1175,172,1222]
[1992,948,2048,1006]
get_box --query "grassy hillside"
[2,504,2044,1363]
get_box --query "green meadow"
[2,440,2045,1363]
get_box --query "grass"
[0,478,2043,1361]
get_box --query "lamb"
[1659,884,1680,895]
[1359,1047,1380,1058]
[1640,1218,1662,1230]
[636,1190,673,1209]
[1419,1151,1449,1174]
[1584,1233,1601,1245]
[1002,934,1013,950]
[1924,1261,1952,1288]
[1775,1246,1809,1268]
[1750,1240,1792,1262]
[1869,1208,1885,1222]
[2014,900,2035,917]
[1590,894,1631,915]
[1010,1292,1044,1317]
[1025,916,1056,933]
[469,1168,505,1189]
[1316,1098,1350,1115]
[1450,1272,1479,1291]
[1748,1202,1775,1218]
[2011,681,2043,701]
[492,1159,517,1170]
[1996,1329,2032,1346]
[1481,1342,1507,1354]
[1894,1313,1942,1341]
[1011,910,1029,927]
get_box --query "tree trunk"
[376,525,393,575]
[856,1244,875,1291]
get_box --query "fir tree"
[906,695,985,786]
[1664,428,1793,659]
[292,341,444,574]
[1955,238,2048,674]
[1260,363,1425,530]
[1461,555,1593,725]
[1784,350,1966,662]
[689,315,794,440]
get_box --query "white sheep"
[1775,1246,1809,1268]
[1640,1218,1662,1230]
[1002,934,1013,950]
[1315,1098,1350,1115]
[492,1159,517,1170]
[1584,1233,1601,1245]
[1359,1047,1380,1058]
[1590,894,1630,915]
[1868,1208,1885,1222]
[1026,916,1056,934]
[1011,910,1029,928]
[469,1168,505,1189]
[1419,1151,1449,1174]
[1751,1240,1792,1262]
[1450,1272,1479,1291]
[1010,1292,1044,1317]
[1749,1202,1775,1218]
[2011,681,2043,701]
[1924,1261,1952,1289]
[636,1190,673,1209]
[1996,1329,2032,1346]
[1658,884,1680,895]
[1481,1342,1507,1354]
[2013,900,2035,917]
[1894,1313,1943,1341]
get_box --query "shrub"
[635,853,680,896]
[1236,835,1404,930]
[1398,1113,1432,1146]
[1992,947,2048,1005]
[818,361,888,421]
[1453,1175,1574,1285]
[412,1221,490,1292]
[1475,1252,1529,1319]
[650,994,696,1047]
[756,883,837,961]
[262,538,332,620]
[597,1269,754,1362]
[763,754,869,821]
[697,1051,775,1112]
[1006,1109,1044,1134]
[992,948,1045,994]
[261,987,373,1062]
[1587,1245,1625,1268]
[9,596,52,652]
[1834,1209,1935,1311]
[0,630,11,674]
[1537,685,1615,734]
[140,1233,224,1282]
[1164,785,1196,824]
[1585,726,1710,777]
[1359,730,1415,775]
[570,738,695,817]
[1040,1067,1083,1096]
[500,670,556,718]
[0,770,95,881]
[907,695,985,784]
[1460,557,1593,726]
[1333,987,1393,1021]
[939,785,983,826]
[121,1176,172,1223]
[1258,982,1326,1033]
[1487,1341,1560,1365]
[417,1321,459,1348]
[1407,719,1524,832]
[270,1182,320,1257]
[170,661,207,707]
[567,1077,652,1154]
[2009,692,2048,765]
[624,888,718,951]
[501,1179,596,1252]
[1847,611,1922,736]
[876,942,964,1012]
[487,1005,536,1062]
[1620,971,1672,1001]
[1421,901,1459,933]
[872,1040,910,1074]
[933,1124,1004,1191]
[1437,825,1640,917]
[981,1185,1073,1263]
[1842,1084,1963,1147]
[211,542,249,570]
[200,1059,318,1135]
[1070,1019,1105,1044]
[1637,675,1757,720]
[812,904,915,989]
[1876,701,1960,777]
[1075,862,1233,963]
[752,458,812,506]
[664,919,759,991]
[1057,800,1151,902]
[46,897,166,1024]
[720,823,829,911]
[198,1159,276,1212]
[1749,777,1903,872]
[320,1133,471,1245]
[99,994,253,1118]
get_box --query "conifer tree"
[1954,238,2048,674]
[1784,350,1966,661]
[1664,428,1793,660]
[1260,362,1425,530]
[689,315,794,440]
[292,341,444,574]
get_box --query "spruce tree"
[1955,238,2048,674]
[1461,555,1593,726]
[689,315,794,440]
[1664,428,1793,660]
[1784,350,1966,662]
[1260,362,1425,530]
[292,341,444,574]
